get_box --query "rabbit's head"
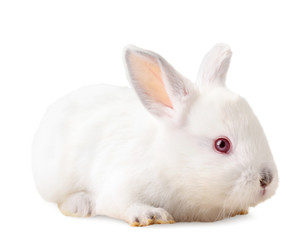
[124,44,278,214]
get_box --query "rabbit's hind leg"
[58,192,95,217]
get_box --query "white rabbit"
[32,44,278,226]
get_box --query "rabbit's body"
[33,44,278,226]
[33,85,151,216]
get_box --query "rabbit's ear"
[197,44,232,89]
[124,45,195,121]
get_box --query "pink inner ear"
[129,53,173,109]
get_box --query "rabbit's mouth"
[260,179,278,200]
[262,188,267,196]
[250,178,278,207]
[228,169,278,209]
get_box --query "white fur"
[32,44,278,225]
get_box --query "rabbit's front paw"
[231,209,249,217]
[127,204,175,227]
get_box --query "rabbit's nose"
[260,168,273,188]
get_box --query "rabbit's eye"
[214,137,231,154]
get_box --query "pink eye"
[214,137,231,154]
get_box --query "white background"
[1,0,307,239]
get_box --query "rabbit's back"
[32,84,143,203]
